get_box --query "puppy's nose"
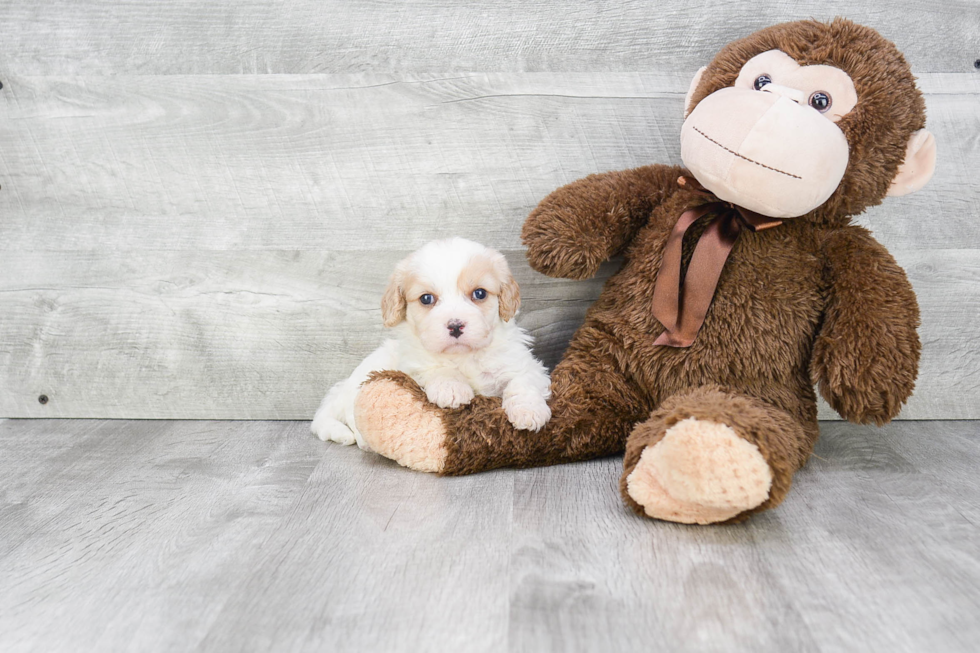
[447,319,465,339]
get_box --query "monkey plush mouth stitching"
[692,126,802,180]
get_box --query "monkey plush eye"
[753,74,772,90]
[809,91,832,112]
[419,293,435,305]
[471,288,488,301]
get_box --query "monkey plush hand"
[351,19,936,524]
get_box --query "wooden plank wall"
[1,2,978,419]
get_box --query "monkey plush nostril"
[761,83,806,105]
[447,319,465,338]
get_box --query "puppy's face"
[381,238,520,354]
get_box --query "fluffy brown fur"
[687,18,927,226]
[354,18,924,522]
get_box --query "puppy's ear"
[499,276,521,322]
[493,254,521,322]
[381,268,407,327]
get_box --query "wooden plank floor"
[1,419,978,652]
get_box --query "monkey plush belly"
[588,221,825,405]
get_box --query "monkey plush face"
[679,19,936,222]
[681,50,858,217]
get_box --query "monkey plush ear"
[887,129,937,197]
[684,66,707,118]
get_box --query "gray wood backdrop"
[1,1,978,419]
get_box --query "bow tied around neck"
[651,177,783,348]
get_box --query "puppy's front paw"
[503,393,551,432]
[425,379,475,409]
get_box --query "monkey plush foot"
[354,371,448,473]
[624,417,772,524]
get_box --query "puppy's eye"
[471,288,488,301]
[753,74,772,90]
[419,294,435,306]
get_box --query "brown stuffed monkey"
[351,18,936,524]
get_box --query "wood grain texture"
[1,248,977,420]
[0,420,323,651]
[0,250,608,418]
[0,72,689,252]
[0,73,976,252]
[1,418,978,652]
[0,46,977,419]
[0,1,976,76]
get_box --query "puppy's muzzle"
[447,319,465,339]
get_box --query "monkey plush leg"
[354,371,450,473]
[354,332,651,474]
[621,386,811,524]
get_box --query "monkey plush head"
[680,18,936,223]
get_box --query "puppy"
[311,237,552,450]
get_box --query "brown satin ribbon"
[652,177,783,348]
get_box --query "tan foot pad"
[354,378,448,473]
[626,417,772,524]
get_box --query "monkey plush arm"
[812,227,921,425]
[521,164,682,279]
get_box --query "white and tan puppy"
[312,237,552,450]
